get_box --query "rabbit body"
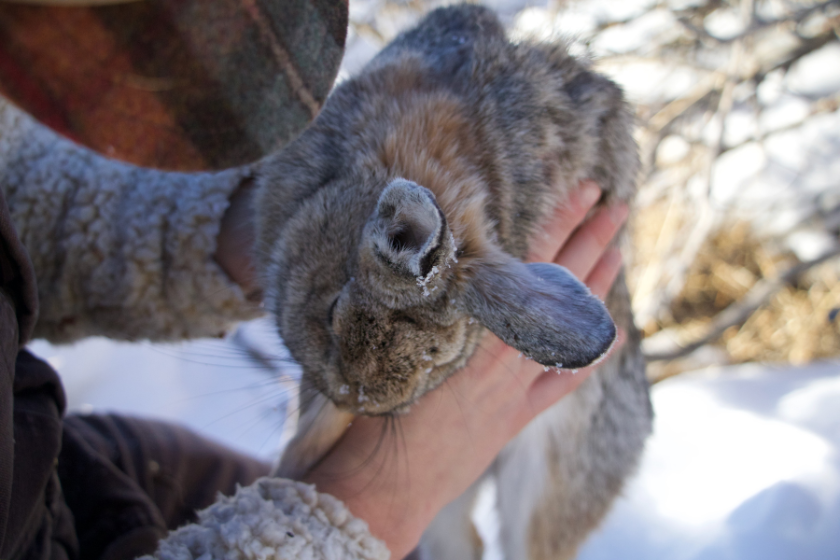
[256,5,652,559]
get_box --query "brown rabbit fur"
[255,5,652,559]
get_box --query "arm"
[0,98,262,342]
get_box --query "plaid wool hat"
[0,0,347,170]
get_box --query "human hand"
[304,180,628,559]
[215,181,262,301]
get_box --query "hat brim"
[0,0,347,170]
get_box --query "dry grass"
[635,217,840,380]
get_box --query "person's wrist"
[331,482,430,559]
[302,417,437,559]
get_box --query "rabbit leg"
[419,476,484,560]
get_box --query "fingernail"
[580,181,601,206]
[608,203,629,226]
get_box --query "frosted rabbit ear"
[464,258,617,369]
[365,179,454,278]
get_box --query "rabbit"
[254,4,652,559]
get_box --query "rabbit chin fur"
[256,4,652,559]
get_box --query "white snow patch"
[785,229,838,262]
[518,7,597,39]
[576,361,840,560]
[703,7,746,40]
[755,69,786,105]
[598,60,704,104]
[786,43,840,98]
[759,95,810,134]
[31,318,296,461]
[711,142,767,205]
[723,108,757,147]
[656,135,691,167]
[594,9,680,55]
[778,376,840,436]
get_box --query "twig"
[645,246,840,362]
[651,16,747,321]
[758,29,838,79]
[677,0,839,44]
[720,92,840,155]
[645,69,727,133]
[591,0,669,32]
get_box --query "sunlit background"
[31,0,840,558]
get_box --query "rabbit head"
[262,176,617,415]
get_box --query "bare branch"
[645,246,840,362]
[678,0,840,44]
[721,92,840,155]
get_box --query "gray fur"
[256,4,652,558]
[466,259,616,369]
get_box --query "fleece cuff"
[144,477,390,560]
[0,99,262,342]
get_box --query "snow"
[593,9,681,55]
[698,106,840,241]
[31,317,299,461]
[759,95,810,134]
[711,143,767,205]
[597,60,705,105]
[703,7,747,40]
[466,361,840,560]
[417,264,441,296]
[786,43,840,99]
[472,477,503,560]
[656,135,692,166]
[575,361,840,560]
[785,228,837,262]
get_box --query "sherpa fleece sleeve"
[142,477,390,560]
[0,99,262,342]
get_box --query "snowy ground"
[33,327,840,559]
[30,318,298,463]
[577,360,840,560]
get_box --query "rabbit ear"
[464,258,617,369]
[365,179,455,279]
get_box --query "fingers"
[553,203,628,280]
[457,178,630,428]
[585,247,623,300]
[526,180,601,263]
[216,182,261,300]
[525,328,626,415]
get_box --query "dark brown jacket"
[0,187,77,559]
